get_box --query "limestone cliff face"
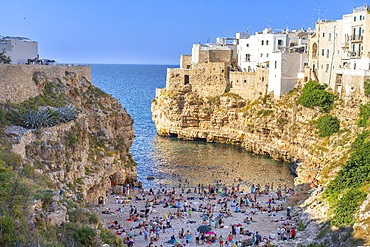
[152,83,369,245]
[3,65,136,204]
[152,85,360,182]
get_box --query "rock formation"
[152,81,370,245]
[0,66,136,203]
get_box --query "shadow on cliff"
[289,184,366,247]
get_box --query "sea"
[91,64,295,190]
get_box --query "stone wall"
[229,69,269,101]
[209,49,233,63]
[180,55,192,69]
[166,62,229,98]
[0,64,91,104]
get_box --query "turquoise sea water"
[91,64,295,190]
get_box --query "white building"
[0,36,38,64]
[236,28,310,98]
[307,5,370,96]
[237,28,288,72]
[269,52,308,97]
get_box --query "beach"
[92,182,304,247]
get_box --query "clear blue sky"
[0,0,366,64]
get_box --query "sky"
[0,0,367,64]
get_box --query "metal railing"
[351,35,363,41]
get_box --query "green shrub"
[34,189,54,209]
[0,216,16,246]
[316,114,340,137]
[324,131,370,227]
[364,79,370,97]
[326,140,370,196]
[72,226,97,247]
[100,228,124,247]
[358,102,370,127]
[331,187,367,227]
[298,81,335,112]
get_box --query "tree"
[0,49,11,64]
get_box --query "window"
[266,40,269,45]
[266,53,269,58]
[246,44,249,47]
[261,40,264,45]
[354,63,357,70]
[260,53,263,57]
[322,32,325,38]
[360,15,362,20]
[184,75,189,85]
[329,33,332,41]
[245,54,251,62]
[274,61,277,69]
[354,16,357,22]
[327,49,330,58]
[326,64,329,72]
[278,40,283,46]
[322,49,325,56]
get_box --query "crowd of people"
[95,180,300,247]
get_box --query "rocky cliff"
[2,65,136,202]
[0,65,136,246]
[152,82,370,246]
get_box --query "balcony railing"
[351,35,363,42]
[350,51,363,58]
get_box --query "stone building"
[307,5,370,97]
[165,40,238,98]
[0,36,38,64]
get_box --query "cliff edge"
[0,65,136,246]
[152,80,370,246]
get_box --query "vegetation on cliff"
[152,77,370,245]
[315,114,340,137]
[323,116,370,229]
[298,81,335,112]
[0,69,133,246]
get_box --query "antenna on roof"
[246,25,250,34]
[285,16,289,30]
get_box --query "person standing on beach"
[219,235,224,247]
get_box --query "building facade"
[307,5,370,97]
[0,36,38,64]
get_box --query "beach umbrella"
[205,231,216,235]
[197,225,212,233]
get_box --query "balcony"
[351,35,363,42]
[350,51,363,58]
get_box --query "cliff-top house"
[0,36,38,64]
[307,5,370,97]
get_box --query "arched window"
[312,43,318,58]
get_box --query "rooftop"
[353,4,370,13]
[0,36,34,42]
